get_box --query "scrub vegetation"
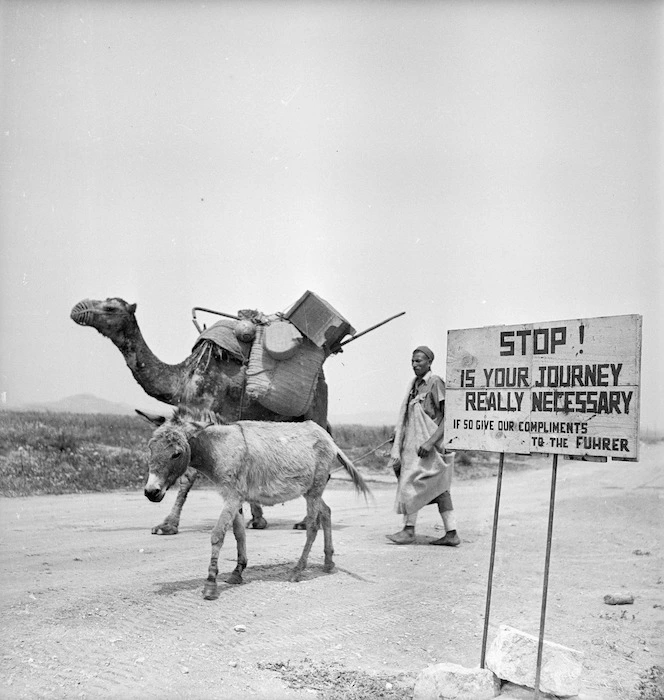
[257,659,415,700]
[0,411,153,496]
[1,410,538,497]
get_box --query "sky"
[1,0,662,431]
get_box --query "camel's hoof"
[247,517,268,530]
[292,520,307,530]
[203,583,219,600]
[288,571,302,583]
[152,523,179,535]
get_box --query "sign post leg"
[480,452,505,668]
[533,453,559,699]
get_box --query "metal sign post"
[480,452,505,668]
[533,453,559,699]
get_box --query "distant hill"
[3,394,395,425]
[6,394,138,416]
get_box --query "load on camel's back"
[70,291,403,534]
[192,290,357,421]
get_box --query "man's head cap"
[413,346,434,362]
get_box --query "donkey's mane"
[172,405,226,426]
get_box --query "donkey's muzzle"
[144,487,165,503]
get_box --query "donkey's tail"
[335,450,372,499]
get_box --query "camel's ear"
[135,409,166,426]
[128,303,137,314]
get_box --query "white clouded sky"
[1,0,662,429]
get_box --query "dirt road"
[1,444,662,699]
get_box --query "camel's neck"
[103,317,328,425]
[110,323,187,406]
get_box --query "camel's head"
[70,298,137,338]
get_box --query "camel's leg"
[203,495,241,600]
[152,467,198,535]
[319,499,335,573]
[247,502,267,530]
[289,496,323,582]
[292,508,308,531]
[225,511,248,585]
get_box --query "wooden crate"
[283,291,355,350]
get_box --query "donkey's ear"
[191,419,214,436]
[135,409,166,426]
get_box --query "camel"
[70,297,329,534]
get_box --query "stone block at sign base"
[499,681,575,699]
[500,682,611,700]
[413,662,500,700]
[485,625,584,697]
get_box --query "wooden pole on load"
[533,453,559,699]
[480,452,505,668]
[332,311,406,351]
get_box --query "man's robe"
[390,373,454,515]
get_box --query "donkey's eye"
[171,451,182,459]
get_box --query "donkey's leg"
[226,511,248,585]
[289,496,322,583]
[151,467,198,535]
[203,496,241,600]
[247,502,267,530]
[319,499,335,573]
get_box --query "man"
[386,346,460,546]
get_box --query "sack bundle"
[245,322,325,417]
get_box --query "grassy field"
[0,410,549,497]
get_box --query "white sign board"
[443,315,642,459]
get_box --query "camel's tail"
[335,450,372,499]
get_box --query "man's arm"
[418,378,446,457]
[417,417,445,458]
[387,429,401,478]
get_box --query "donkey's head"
[138,408,213,503]
[144,425,191,502]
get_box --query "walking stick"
[330,438,394,474]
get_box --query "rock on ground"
[486,625,583,697]
[413,662,500,700]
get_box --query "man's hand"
[387,457,401,479]
[417,442,433,458]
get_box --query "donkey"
[139,407,370,599]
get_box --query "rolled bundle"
[245,323,324,417]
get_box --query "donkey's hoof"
[247,517,268,530]
[203,583,219,600]
[323,563,336,574]
[292,520,307,530]
[288,570,303,583]
[226,572,243,585]
[152,523,179,535]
